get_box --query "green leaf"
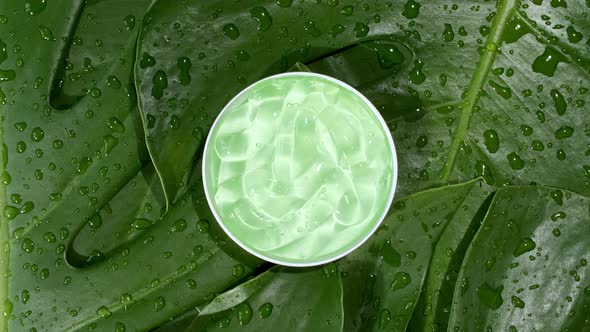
[339,179,491,331]
[185,266,343,331]
[0,1,261,330]
[450,186,590,330]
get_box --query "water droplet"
[132,218,152,230]
[550,89,567,115]
[15,122,27,132]
[223,24,240,40]
[409,59,425,85]
[275,0,293,8]
[550,211,566,221]
[196,219,210,233]
[177,57,191,86]
[4,205,19,220]
[327,0,339,7]
[120,293,134,306]
[380,241,401,267]
[550,0,567,8]
[107,117,125,133]
[97,306,111,318]
[107,75,121,89]
[483,129,499,153]
[379,309,392,329]
[250,7,272,32]
[353,22,369,38]
[0,69,16,82]
[488,80,512,99]
[0,39,6,64]
[520,125,533,136]
[258,302,273,318]
[186,279,197,289]
[76,157,92,174]
[43,232,56,243]
[514,237,536,257]
[366,42,404,69]
[476,283,503,309]
[170,219,187,232]
[550,190,563,205]
[2,299,12,318]
[87,214,102,229]
[402,0,421,19]
[532,47,567,77]
[443,24,455,42]
[504,17,531,43]
[238,302,253,325]
[330,24,346,38]
[415,135,428,148]
[31,127,44,142]
[340,6,354,16]
[115,322,126,332]
[511,295,525,308]
[139,52,156,69]
[531,140,545,151]
[304,21,321,37]
[153,297,165,312]
[391,272,411,290]
[232,264,245,278]
[103,135,119,155]
[21,238,34,253]
[564,26,583,44]
[555,126,574,139]
[507,152,525,170]
[151,70,168,99]
[123,15,136,30]
[556,149,566,160]
[21,290,30,304]
[25,0,47,15]
[38,25,55,41]
[40,268,49,280]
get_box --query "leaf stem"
[439,0,518,181]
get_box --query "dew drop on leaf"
[170,219,187,232]
[275,0,293,8]
[223,24,240,40]
[555,126,574,139]
[550,88,567,115]
[258,302,273,318]
[151,70,168,100]
[531,140,544,151]
[513,237,536,257]
[96,306,111,318]
[107,75,121,89]
[21,238,34,253]
[402,0,421,19]
[483,129,500,153]
[409,59,426,85]
[353,22,369,38]
[176,57,192,86]
[340,5,353,16]
[237,302,252,325]
[488,80,512,99]
[153,296,165,312]
[132,218,152,230]
[391,272,411,290]
[139,52,156,69]
[442,24,455,42]
[532,47,567,77]
[250,7,272,32]
[123,15,136,30]
[476,283,503,309]
[25,0,47,15]
[38,25,55,41]
[511,295,525,308]
[507,152,525,170]
[0,39,6,64]
[379,308,392,329]
[0,69,16,82]
[232,264,245,278]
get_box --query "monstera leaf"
[0,0,589,331]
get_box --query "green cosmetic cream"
[203,73,397,266]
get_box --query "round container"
[203,72,397,267]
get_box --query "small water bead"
[170,219,187,232]
[275,0,293,7]
[340,6,353,16]
[555,126,574,139]
[177,57,191,85]
[409,59,425,85]
[38,25,55,41]
[107,75,121,89]
[132,218,152,230]
[223,24,240,40]
[250,7,272,31]
[304,21,321,37]
[476,282,503,310]
[330,24,346,38]
[550,89,567,115]
[139,52,156,69]
[443,24,455,42]
[566,26,583,43]
[0,69,16,82]
[237,303,253,325]
[514,237,536,257]
[124,15,136,30]
[483,129,499,153]
[391,272,411,290]
[25,0,47,15]
[31,127,44,142]
[402,0,421,19]
[488,80,512,99]
[107,117,125,133]
[507,152,525,170]
[153,297,165,312]
[151,70,168,99]
[4,205,19,220]
[16,141,26,153]
[379,309,392,329]
[258,303,273,318]
[532,47,565,77]
[556,149,566,160]
[21,238,35,253]
[531,140,545,151]
[353,22,369,38]
[511,295,525,308]
[97,306,111,318]
[232,264,245,278]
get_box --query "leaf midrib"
[439,0,519,181]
